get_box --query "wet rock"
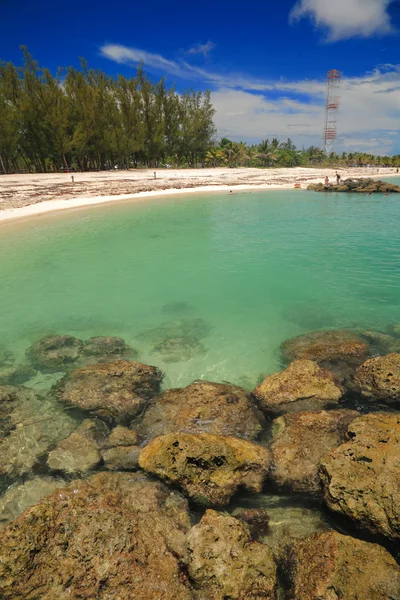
[187,509,277,599]
[353,353,400,403]
[308,178,400,194]
[152,337,207,363]
[0,363,36,385]
[320,413,400,540]
[139,381,265,441]
[75,418,110,445]
[137,318,212,344]
[0,476,66,529]
[281,330,369,378]
[139,432,271,506]
[359,330,400,355]
[270,409,358,495]
[0,472,193,600]
[286,531,400,600]
[53,359,163,424]
[233,508,271,540]
[102,445,140,470]
[0,385,19,437]
[0,346,15,367]
[253,360,343,415]
[103,425,139,447]
[0,386,77,478]
[26,334,84,372]
[83,336,137,360]
[388,323,400,337]
[47,432,101,474]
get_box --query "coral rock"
[26,334,84,372]
[353,352,400,403]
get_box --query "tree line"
[0,48,216,173]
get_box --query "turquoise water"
[0,187,399,390]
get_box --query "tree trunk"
[0,153,6,174]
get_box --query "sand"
[0,166,398,222]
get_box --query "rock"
[285,531,400,600]
[53,359,163,424]
[152,337,207,363]
[0,476,66,529]
[0,346,15,367]
[103,425,139,447]
[270,409,358,495]
[281,330,369,378]
[308,178,400,194]
[353,353,400,403]
[0,386,77,478]
[139,381,265,441]
[0,385,19,437]
[102,445,140,470]
[187,510,277,600]
[0,472,193,600]
[83,336,137,360]
[0,363,36,385]
[75,418,110,444]
[320,413,400,540]
[232,508,271,540]
[139,432,271,506]
[47,432,101,474]
[26,334,84,372]
[137,318,212,344]
[252,360,343,415]
[359,330,400,355]
[388,323,400,337]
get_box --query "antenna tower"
[323,69,341,155]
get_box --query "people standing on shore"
[335,172,341,184]
[324,176,329,185]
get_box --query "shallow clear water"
[0,187,399,390]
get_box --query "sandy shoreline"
[0,166,398,222]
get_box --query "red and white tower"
[323,69,341,155]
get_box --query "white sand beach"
[0,166,398,222]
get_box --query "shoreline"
[1,167,399,223]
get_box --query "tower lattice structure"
[323,69,341,155]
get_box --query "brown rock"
[82,336,137,359]
[0,363,36,385]
[26,334,84,372]
[286,531,400,600]
[253,360,343,415]
[104,425,139,447]
[232,508,271,540]
[270,409,358,494]
[353,353,400,403]
[139,432,271,506]
[0,472,193,600]
[102,445,140,470]
[53,359,163,424]
[47,432,101,474]
[320,413,400,540]
[139,380,265,441]
[187,510,277,599]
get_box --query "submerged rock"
[152,337,207,363]
[353,352,400,403]
[0,346,15,367]
[0,386,77,478]
[137,318,212,344]
[0,472,193,600]
[26,334,84,372]
[161,301,194,315]
[320,413,400,540]
[82,336,137,360]
[281,329,369,378]
[359,330,400,355]
[0,476,66,529]
[139,380,265,440]
[53,359,163,424]
[187,510,277,599]
[0,363,36,386]
[270,409,358,495]
[252,360,343,415]
[233,508,271,540]
[286,531,400,600]
[139,432,271,506]
[103,425,139,448]
[102,445,140,470]
[47,432,101,474]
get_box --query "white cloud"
[290,0,395,41]
[188,41,216,57]
[100,43,400,154]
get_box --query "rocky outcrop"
[281,329,369,378]
[187,510,277,599]
[139,381,265,440]
[139,432,271,506]
[0,472,193,600]
[0,476,66,529]
[286,531,400,600]
[26,334,84,371]
[252,360,343,415]
[320,413,400,540]
[53,359,163,424]
[82,336,137,360]
[308,178,400,193]
[353,353,400,403]
[270,409,358,494]
[0,386,77,477]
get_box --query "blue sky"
[2,0,400,154]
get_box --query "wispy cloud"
[290,0,396,41]
[188,41,216,57]
[100,42,400,153]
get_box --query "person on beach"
[324,176,329,185]
[335,172,341,184]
